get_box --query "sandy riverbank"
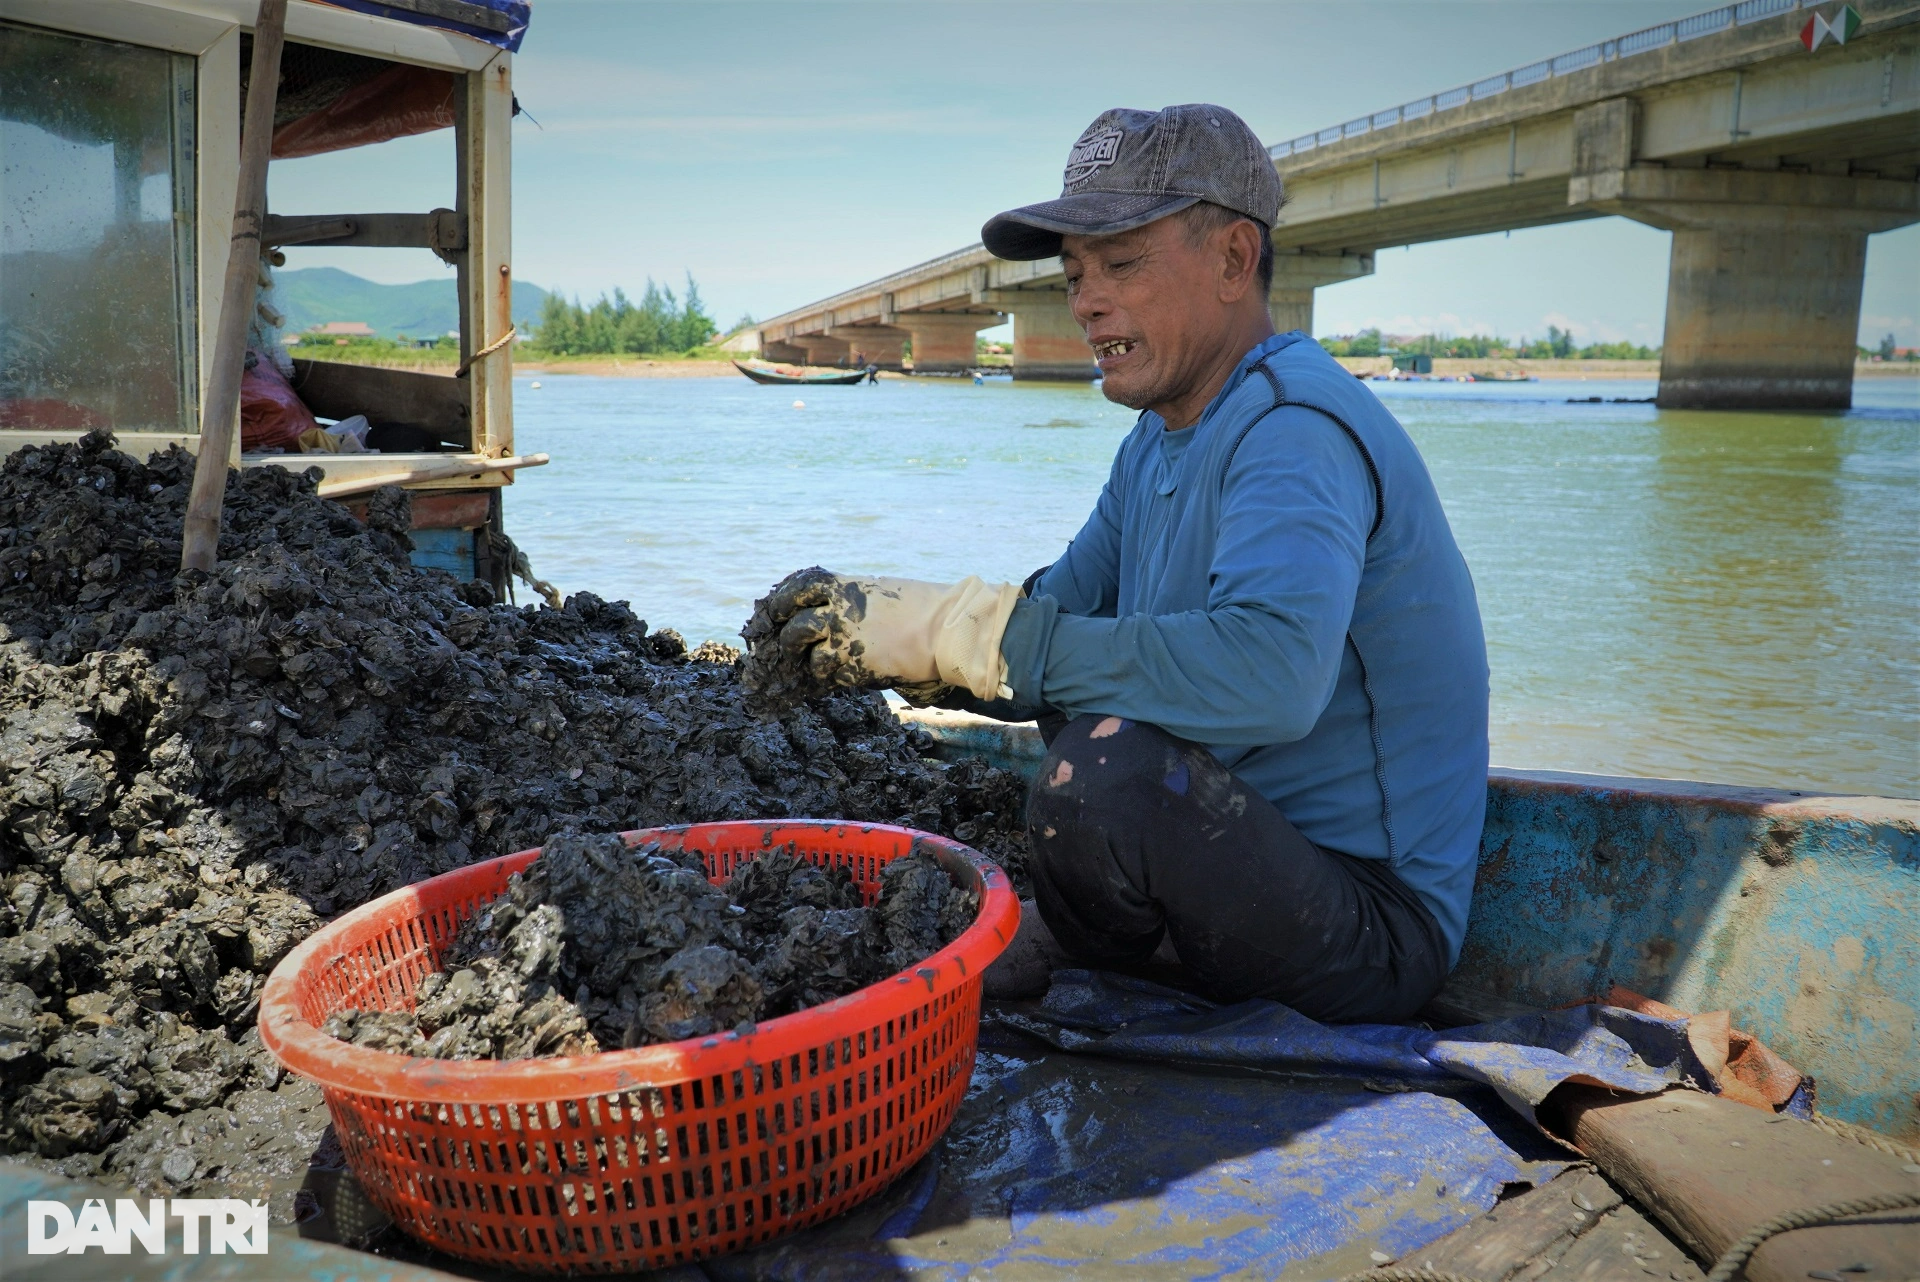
[523,355,1666,380]
[1332,357,1920,380]
[526,356,1920,380]
[516,357,741,378]
[1334,356,1659,379]
[291,356,750,378]
[520,356,1666,381]
[319,354,1920,382]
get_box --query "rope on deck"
[1342,1189,1920,1282]
[1702,1190,1920,1282]
[1803,1112,1920,1165]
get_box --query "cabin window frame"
[0,0,511,478]
[0,13,228,458]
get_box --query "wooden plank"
[408,491,491,530]
[465,53,514,458]
[1411,1169,1621,1281]
[1538,1202,1705,1282]
[313,453,545,499]
[262,210,464,252]
[1551,1086,1920,1282]
[453,74,472,371]
[288,359,470,446]
[342,490,490,530]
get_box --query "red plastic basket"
[258,821,1019,1273]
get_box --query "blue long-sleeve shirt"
[999,331,1489,961]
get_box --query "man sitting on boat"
[755,105,1488,1022]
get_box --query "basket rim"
[258,820,1019,1102]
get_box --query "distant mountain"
[274,267,550,340]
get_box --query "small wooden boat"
[900,706,1917,1142]
[732,360,868,386]
[860,707,1920,1280]
[2,706,1912,1277]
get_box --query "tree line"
[1859,333,1914,360]
[1320,325,1658,361]
[530,275,718,356]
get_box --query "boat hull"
[899,707,1920,1140]
[732,360,867,386]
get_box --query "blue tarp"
[1001,970,1716,1126]
[705,972,1736,1280]
[315,0,530,52]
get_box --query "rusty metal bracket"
[426,208,466,264]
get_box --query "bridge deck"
[757,0,1916,353]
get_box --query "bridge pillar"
[973,289,1093,380]
[1660,223,1869,409]
[1569,168,1918,410]
[898,313,1000,374]
[826,326,907,370]
[796,336,852,368]
[1267,252,1374,338]
[762,340,809,364]
[997,293,1096,381]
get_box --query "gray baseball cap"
[982,104,1282,261]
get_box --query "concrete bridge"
[753,0,1918,408]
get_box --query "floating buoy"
[792,400,806,409]
[529,380,542,389]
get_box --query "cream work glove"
[754,569,1022,701]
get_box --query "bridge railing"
[1270,0,1808,160]
[756,242,994,330]
[760,0,1827,334]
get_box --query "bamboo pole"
[181,0,289,572]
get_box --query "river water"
[508,371,1919,798]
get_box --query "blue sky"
[269,0,1918,347]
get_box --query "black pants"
[1026,713,1450,1024]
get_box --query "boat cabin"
[0,0,527,592]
